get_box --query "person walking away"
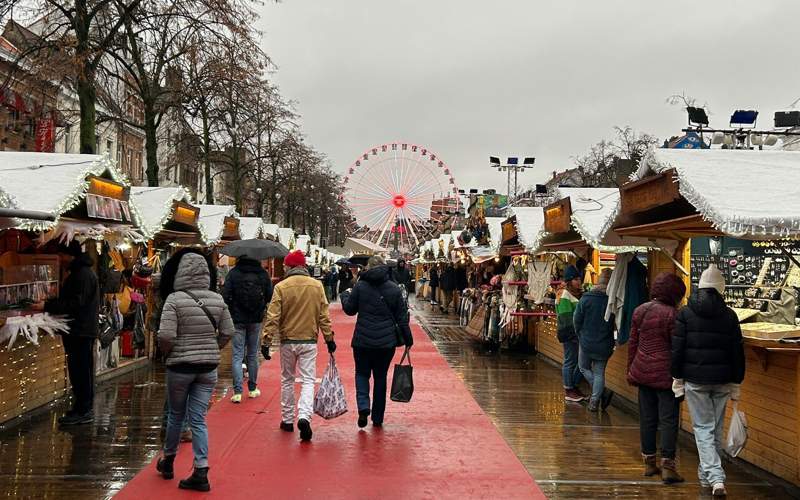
[556,265,585,402]
[338,264,353,299]
[429,265,440,306]
[156,250,234,491]
[390,258,412,292]
[341,255,413,428]
[439,264,456,314]
[44,241,100,426]
[329,265,339,301]
[627,273,687,483]
[574,268,615,412]
[672,265,745,497]
[223,256,273,403]
[263,250,335,441]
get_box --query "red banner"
[35,117,55,152]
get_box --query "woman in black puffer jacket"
[341,255,413,428]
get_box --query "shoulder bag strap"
[183,290,218,333]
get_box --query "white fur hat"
[699,265,726,295]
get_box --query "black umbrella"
[335,257,351,265]
[220,239,289,260]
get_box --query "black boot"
[298,418,313,441]
[358,410,370,429]
[156,455,175,480]
[179,467,210,492]
[279,421,294,432]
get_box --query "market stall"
[0,152,138,425]
[608,147,800,484]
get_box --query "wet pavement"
[0,297,797,498]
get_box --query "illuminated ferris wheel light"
[392,195,406,208]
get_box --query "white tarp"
[632,148,800,239]
[197,204,238,245]
[238,217,264,240]
[0,152,129,230]
[486,217,506,253]
[130,186,193,239]
[344,237,388,254]
[509,206,545,253]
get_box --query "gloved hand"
[326,340,337,354]
[261,344,271,361]
[672,378,685,399]
[730,383,741,401]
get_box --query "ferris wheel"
[343,142,459,250]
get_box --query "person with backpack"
[156,250,234,491]
[341,255,413,428]
[223,256,274,403]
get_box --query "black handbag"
[390,347,413,403]
[98,299,121,348]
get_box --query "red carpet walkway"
[117,305,544,499]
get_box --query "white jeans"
[280,343,318,423]
[685,382,733,486]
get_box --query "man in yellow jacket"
[262,250,335,441]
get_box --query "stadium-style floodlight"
[535,184,547,194]
[507,157,519,165]
[489,156,501,165]
[775,111,800,128]
[730,109,758,128]
[687,106,709,127]
[523,157,536,165]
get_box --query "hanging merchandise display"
[0,312,69,349]
[526,259,554,304]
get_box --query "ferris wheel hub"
[392,195,407,208]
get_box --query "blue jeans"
[353,347,396,424]
[561,339,582,389]
[578,348,608,404]
[164,369,217,468]
[685,382,732,486]
[232,323,261,394]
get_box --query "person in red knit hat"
[262,250,335,442]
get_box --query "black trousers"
[638,385,680,459]
[353,347,396,424]
[63,335,96,414]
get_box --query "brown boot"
[661,458,685,484]
[643,454,660,477]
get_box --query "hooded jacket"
[222,257,273,324]
[627,273,686,390]
[158,253,234,370]
[555,285,581,342]
[341,265,414,349]
[262,266,333,345]
[46,254,100,338]
[671,288,746,385]
[573,288,615,360]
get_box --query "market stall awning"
[469,245,497,264]
[238,217,264,240]
[277,228,295,249]
[344,237,388,255]
[486,217,506,253]
[130,186,198,242]
[509,206,545,253]
[613,148,800,241]
[296,234,311,253]
[0,152,132,231]
[197,204,239,245]
[262,223,279,240]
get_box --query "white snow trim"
[238,217,264,240]
[634,148,800,239]
[262,223,279,238]
[509,206,545,253]
[486,217,506,252]
[277,228,295,248]
[129,186,193,239]
[0,152,131,231]
[197,204,238,245]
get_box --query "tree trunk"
[77,75,96,154]
[202,112,213,204]
[144,107,159,186]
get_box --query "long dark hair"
[159,248,217,301]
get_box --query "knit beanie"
[563,265,580,281]
[698,265,726,295]
[284,250,306,268]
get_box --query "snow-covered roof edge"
[196,204,238,245]
[129,186,193,240]
[237,217,263,240]
[509,206,545,253]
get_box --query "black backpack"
[233,272,266,315]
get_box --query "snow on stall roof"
[344,237,388,254]
[196,204,238,245]
[277,228,295,248]
[130,186,192,239]
[237,217,263,240]
[0,153,128,227]
[486,217,506,253]
[555,187,620,248]
[509,206,545,252]
[296,235,311,253]
[262,223,279,238]
[633,148,800,239]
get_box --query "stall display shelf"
[503,280,528,286]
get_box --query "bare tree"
[573,126,658,187]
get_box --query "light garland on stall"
[130,186,193,241]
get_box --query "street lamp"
[488,155,536,206]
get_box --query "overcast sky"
[257,1,800,193]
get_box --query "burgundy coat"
[627,273,686,390]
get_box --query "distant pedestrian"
[338,264,354,298]
[429,265,440,306]
[556,265,585,402]
[263,250,335,442]
[156,250,234,492]
[223,256,273,403]
[627,272,686,483]
[439,264,456,314]
[672,266,745,497]
[574,268,615,412]
[329,265,339,301]
[341,255,413,428]
[45,240,100,426]
[390,258,411,292]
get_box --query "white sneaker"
[249,388,261,398]
[231,394,242,404]
[712,483,727,497]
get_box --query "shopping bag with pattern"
[314,354,348,419]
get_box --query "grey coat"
[158,253,234,368]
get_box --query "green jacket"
[555,287,580,343]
